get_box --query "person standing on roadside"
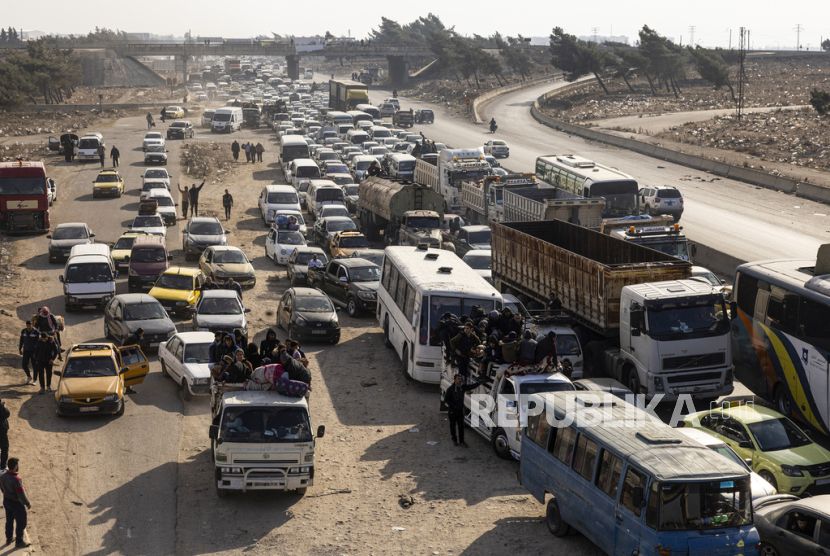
[0,400,10,470]
[97,144,105,168]
[32,332,58,395]
[110,145,120,168]
[442,373,482,447]
[231,140,240,162]
[1,458,32,549]
[146,112,154,130]
[244,143,251,163]
[222,189,233,220]
[34,307,62,360]
[177,183,189,219]
[17,322,38,385]
[256,142,264,163]
[189,180,205,217]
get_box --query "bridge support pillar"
[286,55,300,81]
[387,56,410,87]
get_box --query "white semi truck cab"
[610,223,695,261]
[209,386,324,497]
[422,148,492,213]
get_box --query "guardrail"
[471,73,563,124]
[14,102,187,113]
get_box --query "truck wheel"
[546,497,571,537]
[181,379,193,401]
[346,296,358,317]
[294,487,307,496]
[160,360,169,378]
[626,369,642,396]
[216,482,228,498]
[584,341,603,378]
[492,428,512,460]
[383,317,393,348]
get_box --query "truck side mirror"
[209,425,219,440]
[690,244,698,258]
[59,275,64,283]
[316,425,325,438]
[631,327,641,337]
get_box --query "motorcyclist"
[392,89,398,98]
[489,118,497,133]
[367,160,383,177]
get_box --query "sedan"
[103,293,177,348]
[144,145,168,165]
[753,494,830,556]
[141,168,171,188]
[129,214,166,237]
[192,289,250,336]
[47,222,94,263]
[164,106,185,119]
[483,140,510,158]
[462,249,492,284]
[277,287,340,344]
[158,331,213,400]
[182,217,229,261]
[266,228,307,265]
[286,247,327,287]
[199,245,256,287]
[166,120,195,139]
[143,132,165,151]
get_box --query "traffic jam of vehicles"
[9,57,830,556]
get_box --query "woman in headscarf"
[221,348,253,383]
[245,342,262,370]
[35,307,63,360]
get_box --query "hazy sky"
[13,1,830,49]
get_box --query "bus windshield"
[590,181,639,217]
[655,478,752,531]
[425,296,497,346]
[0,177,46,196]
[283,146,309,160]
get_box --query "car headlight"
[129,268,139,276]
[781,465,804,477]
[357,291,376,300]
[103,394,118,402]
[280,249,287,255]
[331,316,339,326]
[194,377,208,385]
[295,315,308,326]
[220,238,228,246]
[59,396,73,403]
[176,301,188,306]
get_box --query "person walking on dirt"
[256,143,264,163]
[244,143,251,163]
[32,332,58,394]
[222,189,234,220]
[249,143,256,164]
[0,400,10,470]
[1,458,32,549]
[177,184,189,219]
[18,321,38,385]
[34,307,62,360]
[146,113,154,130]
[110,145,120,168]
[442,373,482,447]
[97,144,105,168]
[189,180,205,217]
[231,140,240,162]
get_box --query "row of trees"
[0,39,83,110]
[0,27,24,44]
[550,26,736,100]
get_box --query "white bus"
[324,111,353,127]
[534,154,639,218]
[377,245,503,383]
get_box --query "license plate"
[666,201,673,206]
[150,342,159,347]
[79,406,99,412]
[817,478,830,486]
[311,330,327,335]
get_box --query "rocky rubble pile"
[658,108,830,171]
[0,109,141,137]
[0,142,47,162]
[180,142,236,180]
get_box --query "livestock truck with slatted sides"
[490,219,735,403]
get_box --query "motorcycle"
[489,122,498,133]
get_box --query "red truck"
[0,161,50,232]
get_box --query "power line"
[689,26,696,46]
[737,27,747,121]
[591,27,600,44]
[794,24,803,50]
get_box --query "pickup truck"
[307,257,380,317]
[209,383,325,497]
[442,224,491,258]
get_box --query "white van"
[388,154,417,182]
[201,109,216,128]
[368,126,392,141]
[279,135,310,165]
[286,158,321,188]
[258,185,301,223]
[211,107,243,133]
[77,133,104,162]
[60,244,117,311]
[355,104,381,121]
[345,129,370,147]
[306,179,345,220]
[336,124,354,139]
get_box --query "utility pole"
[737,27,747,121]
[794,24,803,50]
[688,26,696,47]
[591,27,600,44]
[727,28,732,49]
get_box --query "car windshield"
[294,252,327,266]
[355,161,372,170]
[63,356,118,378]
[189,222,223,235]
[114,237,137,250]
[183,343,211,363]
[143,182,166,191]
[655,478,752,531]
[267,192,299,204]
[747,418,812,451]
[146,146,165,153]
[214,251,248,264]
[65,263,112,283]
[276,232,303,246]
[351,266,381,282]
[96,174,119,182]
[339,236,369,248]
[328,219,356,232]
[555,334,581,355]
[296,166,320,178]
[131,248,166,263]
[344,185,359,196]
[145,170,168,179]
[199,298,241,315]
[295,296,334,312]
[326,164,349,174]
[648,304,729,338]
[171,122,186,128]
[124,302,168,321]
[133,216,163,228]
[220,407,312,443]
[711,445,750,471]
[466,230,491,244]
[519,382,575,396]
[317,189,344,202]
[464,255,491,270]
[692,271,721,287]
[647,241,690,260]
[319,152,339,160]
[155,274,193,290]
[153,196,174,207]
[53,227,88,240]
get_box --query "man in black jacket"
[123,328,144,347]
[32,333,59,394]
[18,322,38,385]
[280,352,311,387]
[259,329,279,358]
[443,373,482,447]
[534,331,558,365]
[231,140,240,162]
[436,312,461,363]
[450,322,481,377]
[188,180,205,217]
[0,400,9,470]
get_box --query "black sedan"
[144,145,168,165]
[103,293,176,349]
[166,120,195,139]
[754,494,830,555]
[287,247,328,287]
[277,287,339,344]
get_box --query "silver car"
[638,186,684,221]
[191,289,250,337]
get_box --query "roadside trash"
[392,527,406,531]
[409,427,419,433]
[360,379,378,387]
[427,441,438,446]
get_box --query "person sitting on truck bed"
[450,322,481,377]
[500,332,519,364]
[436,312,462,364]
[211,334,240,378]
[507,312,524,338]
[534,331,558,366]
[478,335,503,375]
[517,330,537,365]
[260,329,279,358]
[280,351,311,386]
[367,160,382,177]
[220,349,253,383]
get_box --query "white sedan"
[129,214,167,238]
[483,140,510,158]
[158,331,214,400]
[266,228,307,265]
[143,132,166,151]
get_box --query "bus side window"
[620,466,647,516]
[596,449,623,499]
[645,481,659,529]
[572,434,598,481]
[800,298,830,353]
[551,426,576,466]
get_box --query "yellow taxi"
[54,342,149,416]
[111,232,147,270]
[148,266,205,316]
[92,169,124,198]
[329,230,369,259]
[164,106,185,118]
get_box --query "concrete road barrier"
[472,74,563,124]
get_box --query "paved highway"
[369,81,827,266]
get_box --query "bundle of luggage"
[274,214,299,231]
[244,363,308,398]
[138,199,158,215]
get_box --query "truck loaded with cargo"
[459,174,536,225]
[414,148,492,214]
[490,219,735,402]
[328,80,369,112]
[357,177,445,248]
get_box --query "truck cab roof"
[626,279,721,301]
